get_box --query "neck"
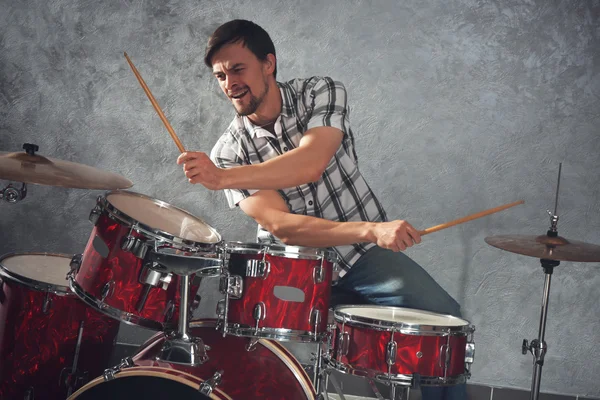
[247,78,281,126]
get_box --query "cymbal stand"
[0,144,36,203]
[521,163,562,400]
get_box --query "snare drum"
[69,191,222,331]
[218,242,337,342]
[68,320,315,400]
[0,253,120,400]
[328,305,475,387]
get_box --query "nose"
[224,75,238,92]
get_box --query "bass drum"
[69,320,316,400]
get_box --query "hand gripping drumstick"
[124,52,186,153]
[418,200,525,236]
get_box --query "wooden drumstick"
[124,52,186,153]
[418,200,525,236]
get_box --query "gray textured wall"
[1,0,599,396]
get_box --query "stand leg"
[524,259,558,400]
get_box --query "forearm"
[264,210,377,248]
[221,147,322,190]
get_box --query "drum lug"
[386,340,398,366]
[465,327,476,370]
[42,291,53,314]
[313,259,325,284]
[246,259,270,278]
[338,331,350,357]
[219,275,243,299]
[310,308,322,338]
[88,203,102,225]
[103,357,134,381]
[253,302,266,334]
[69,254,83,277]
[438,344,452,374]
[198,370,224,396]
[216,299,226,319]
[101,280,115,302]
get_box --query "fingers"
[177,151,207,165]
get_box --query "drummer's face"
[211,41,274,116]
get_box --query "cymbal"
[0,151,133,190]
[485,234,600,262]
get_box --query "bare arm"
[177,127,343,190]
[239,190,422,252]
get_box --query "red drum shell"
[72,191,222,330]
[223,243,335,342]
[0,253,119,400]
[70,320,315,400]
[329,306,473,386]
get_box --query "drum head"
[0,253,71,291]
[335,305,470,329]
[106,191,221,245]
[225,241,337,262]
[70,374,212,399]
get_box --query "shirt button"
[283,147,288,151]
[308,200,313,206]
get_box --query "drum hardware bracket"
[103,357,134,381]
[163,300,175,323]
[219,275,243,299]
[1,182,27,203]
[136,262,173,312]
[198,370,224,395]
[121,234,149,259]
[246,259,270,278]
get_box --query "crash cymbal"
[485,234,600,262]
[0,145,133,190]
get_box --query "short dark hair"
[204,19,277,78]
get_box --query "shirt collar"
[243,81,295,139]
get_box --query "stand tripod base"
[157,335,209,366]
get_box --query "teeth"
[231,90,248,99]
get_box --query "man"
[177,19,466,400]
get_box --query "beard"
[233,78,269,116]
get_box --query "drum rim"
[67,366,231,399]
[327,358,469,387]
[0,252,73,295]
[134,319,316,400]
[99,190,223,251]
[223,241,338,263]
[333,305,473,334]
[68,275,164,331]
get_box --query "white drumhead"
[337,306,468,327]
[0,253,70,288]
[107,192,221,244]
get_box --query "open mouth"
[230,89,249,100]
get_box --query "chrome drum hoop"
[96,190,222,253]
[0,252,73,296]
[333,306,474,336]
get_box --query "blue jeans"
[330,246,467,400]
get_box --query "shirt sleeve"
[305,77,349,135]
[210,133,258,209]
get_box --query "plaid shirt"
[210,76,388,275]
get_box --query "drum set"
[1,143,599,400]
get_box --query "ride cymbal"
[485,234,600,262]
[0,146,133,190]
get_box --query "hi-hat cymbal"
[0,150,133,190]
[485,234,600,262]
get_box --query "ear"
[263,53,276,76]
